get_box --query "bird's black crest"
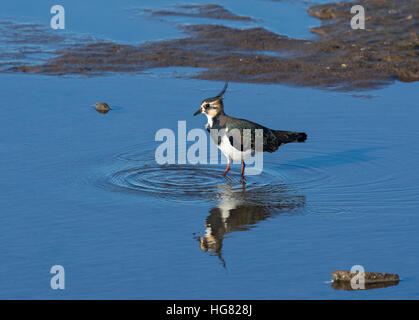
[203,82,228,103]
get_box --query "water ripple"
[93,133,419,214]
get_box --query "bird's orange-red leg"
[241,161,245,176]
[223,161,231,176]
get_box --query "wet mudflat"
[4,0,418,90]
[0,0,418,299]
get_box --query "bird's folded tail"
[275,130,307,145]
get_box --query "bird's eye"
[205,103,210,108]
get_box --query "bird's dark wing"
[225,118,279,152]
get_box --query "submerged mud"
[0,21,96,72]
[143,4,254,21]
[5,0,419,90]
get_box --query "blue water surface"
[0,0,418,299]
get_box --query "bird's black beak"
[193,108,202,116]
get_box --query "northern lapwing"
[193,83,307,177]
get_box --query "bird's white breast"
[205,114,214,129]
[205,117,253,161]
[218,134,253,161]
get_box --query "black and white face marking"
[200,100,222,116]
[193,83,228,117]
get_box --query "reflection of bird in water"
[197,181,305,267]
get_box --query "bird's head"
[193,82,228,118]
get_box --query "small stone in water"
[332,270,399,283]
[93,102,111,114]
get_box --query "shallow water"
[1,0,419,299]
